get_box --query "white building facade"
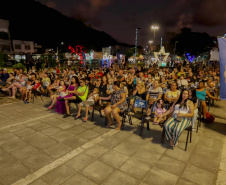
[0,19,11,54]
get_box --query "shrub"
[12,62,26,71]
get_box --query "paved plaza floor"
[0,95,225,185]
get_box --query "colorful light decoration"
[102,53,113,68]
[185,53,195,62]
[68,45,87,65]
[153,46,170,63]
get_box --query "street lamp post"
[151,26,159,42]
[57,42,64,63]
[134,28,141,64]
[148,40,153,65]
[174,41,178,60]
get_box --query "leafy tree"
[0,52,7,67]
[168,28,214,56]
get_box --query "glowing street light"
[151,26,159,42]
[149,40,153,44]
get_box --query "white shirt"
[178,79,188,87]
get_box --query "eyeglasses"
[79,82,83,84]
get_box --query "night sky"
[37,0,226,46]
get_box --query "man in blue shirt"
[0,68,9,86]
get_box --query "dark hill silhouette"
[0,0,118,50]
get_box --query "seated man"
[63,78,89,118]
[0,68,9,87]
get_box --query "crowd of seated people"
[0,61,221,147]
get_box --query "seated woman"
[99,81,128,130]
[98,76,108,104]
[2,74,26,99]
[196,81,220,121]
[106,78,114,95]
[145,73,153,90]
[130,80,146,112]
[159,76,168,90]
[120,82,128,97]
[146,80,163,106]
[164,82,180,104]
[55,76,79,114]
[177,74,188,89]
[188,87,198,131]
[47,74,60,96]
[125,72,134,96]
[158,89,194,147]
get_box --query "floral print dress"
[111,90,128,112]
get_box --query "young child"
[48,80,66,109]
[24,79,41,103]
[23,80,33,102]
[41,73,51,93]
[146,99,166,125]
[80,88,99,122]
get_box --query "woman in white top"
[146,80,163,105]
[3,74,25,99]
[177,74,188,88]
[158,89,194,147]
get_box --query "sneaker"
[192,128,195,132]
[63,114,71,118]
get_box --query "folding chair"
[32,88,43,103]
[161,119,192,151]
[91,103,106,122]
[104,97,131,129]
[130,99,149,136]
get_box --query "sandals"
[75,114,81,119]
[83,117,88,122]
[170,140,174,147]
[48,106,52,109]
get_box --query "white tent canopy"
[210,47,219,61]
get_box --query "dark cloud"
[36,0,226,45]
[70,0,112,26]
[191,0,226,26]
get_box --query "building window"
[25,45,30,50]
[15,45,21,49]
[0,32,9,40]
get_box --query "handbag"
[175,115,183,122]
[206,112,215,123]
[175,105,183,122]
